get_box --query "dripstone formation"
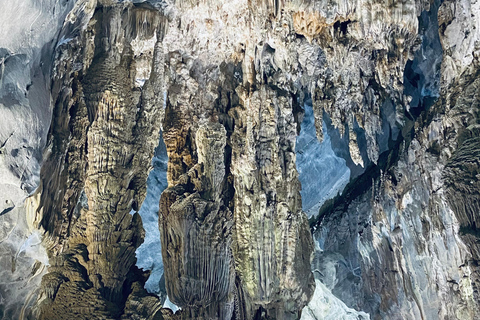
[0,0,480,319]
[29,2,167,319]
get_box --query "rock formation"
[0,0,480,319]
[25,2,167,319]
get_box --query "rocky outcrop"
[158,49,314,318]
[230,85,314,319]
[157,1,318,316]
[27,2,167,319]
[160,122,236,319]
[0,1,76,318]
[309,71,480,319]
[307,0,480,318]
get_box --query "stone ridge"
[31,2,167,319]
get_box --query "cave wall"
[27,2,167,319]
[0,0,480,319]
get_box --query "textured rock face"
[309,73,480,319]
[0,0,75,318]
[307,0,480,318]
[230,85,314,319]
[2,0,480,319]
[160,122,236,319]
[25,2,166,319]
[158,48,314,318]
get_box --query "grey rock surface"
[296,103,350,217]
[0,0,74,318]
[135,132,168,296]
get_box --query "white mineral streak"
[163,295,180,313]
[301,280,370,320]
